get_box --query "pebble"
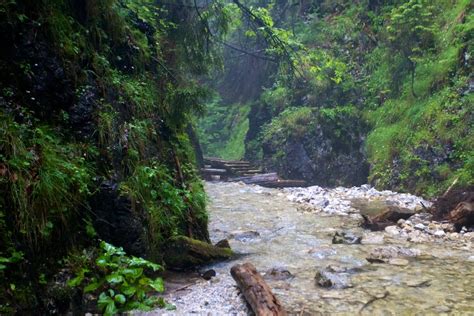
[434,305,451,313]
[433,230,445,237]
[361,232,385,245]
[414,223,426,231]
[388,258,409,266]
[467,255,474,262]
[385,225,400,235]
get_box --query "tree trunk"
[231,263,286,316]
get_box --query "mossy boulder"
[164,236,233,269]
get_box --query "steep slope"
[0,0,216,313]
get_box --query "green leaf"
[96,257,108,267]
[106,273,124,284]
[68,275,84,287]
[121,268,143,280]
[165,302,177,310]
[120,285,137,297]
[114,294,126,304]
[149,278,164,292]
[84,280,102,293]
[104,301,118,316]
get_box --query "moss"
[164,236,233,269]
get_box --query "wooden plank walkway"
[201,157,307,188]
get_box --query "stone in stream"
[384,225,400,235]
[315,266,353,289]
[332,231,362,244]
[366,246,421,263]
[408,212,433,225]
[229,230,260,242]
[264,267,294,281]
[361,232,385,244]
[215,239,231,248]
[201,269,217,280]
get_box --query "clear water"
[204,181,474,315]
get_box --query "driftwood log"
[362,206,415,231]
[230,173,280,184]
[231,263,286,316]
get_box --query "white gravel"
[284,184,431,215]
[135,273,249,315]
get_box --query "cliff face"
[0,1,209,312]
[260,107,369,187]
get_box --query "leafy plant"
[68,241,171,315]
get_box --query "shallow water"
[203,181,474,315]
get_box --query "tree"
[385,0,436,97]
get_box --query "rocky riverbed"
[142,182,473,315]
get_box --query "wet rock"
[434,305,451,313]
[464,232,474,241]
[407,280,431,288]
[384,225,400,235]
[414,223,426,231]
[315,266,353,289]
[201,269,217,280]
[261,116,369,187]
[441,223,456,232]
[229,230,260,242]
[215,239,231,249]
[388,258,409,266]
[332,231,362,244]
[265,267,294,281]
[90,180,147,257]
[164,236,233,269]
[366,246,421,263]
[408,213,433,225]
[361,232,385,245]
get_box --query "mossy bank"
[0,0,219,313]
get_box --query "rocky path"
[142,182,474,315]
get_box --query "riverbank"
[144,181,473,315]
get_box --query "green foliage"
[0,112,92,247]
[262,107,313,142]
[197,95,251,160]
[68,241,171,314]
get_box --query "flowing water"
[153,183,474,315]
[198,181,473,315]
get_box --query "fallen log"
[259,179,307,188]
[200,168,228,174]
[362,206,415,231]
[231,262,286,316]
[230,173,279,184]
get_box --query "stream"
[145,181,474,315]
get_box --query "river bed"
[143,181,474,315]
